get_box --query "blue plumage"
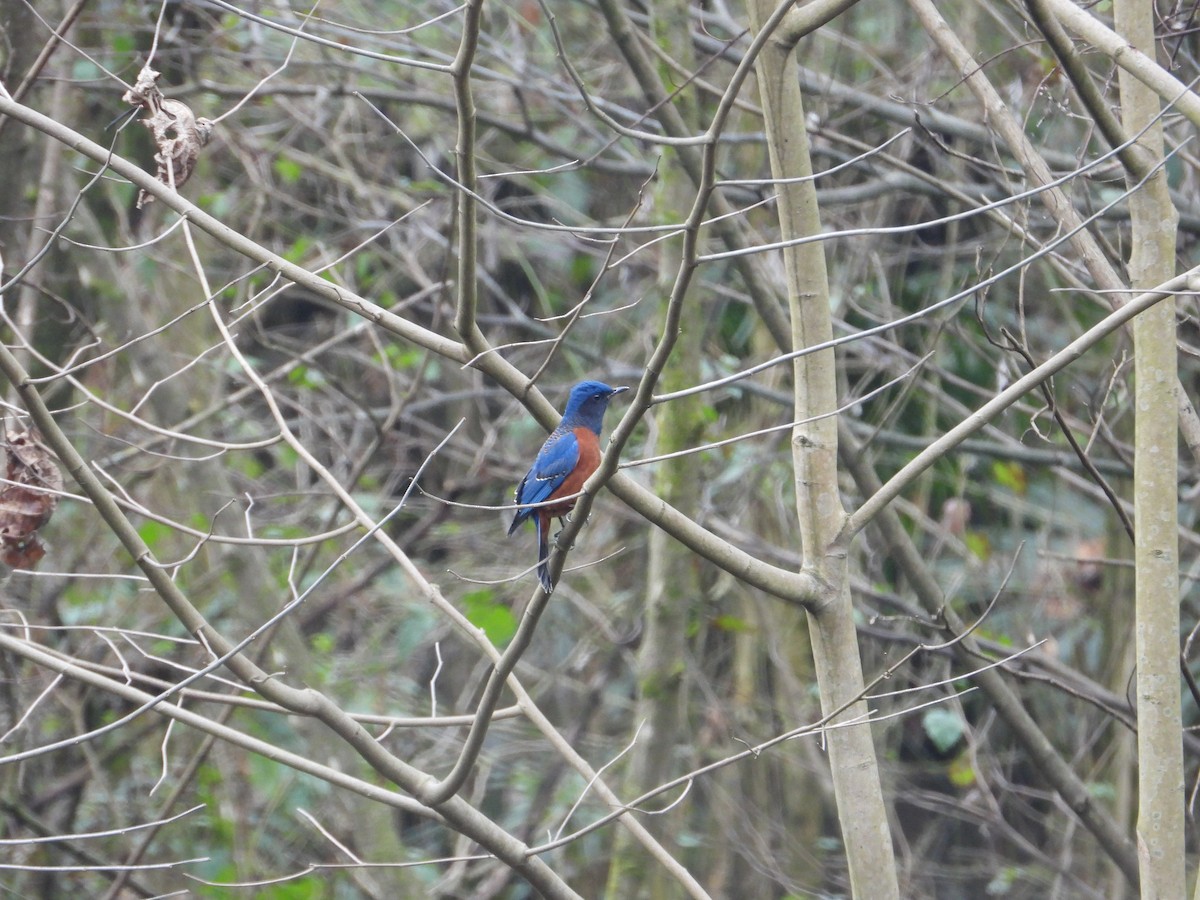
[508,431,582,530]
[508,380,628,590]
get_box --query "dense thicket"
[1,1,1197,897]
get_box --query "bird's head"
[561,380,628,433]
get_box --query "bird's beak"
[611,386,630,395]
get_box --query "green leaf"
[990,460,1027,495]
[964,530,990,560]
[922,707,965,754]
[274,156,303,184]
[570,254,596,285]
[282,236,313,263]
[985,865,1021,895]
[947,751,976,788]
[463,589,517,646]
[138,519,172,551]
[310,632,333,654]
[712,614,751,633]
[383,345,424,370]
[287,365,326,389]
[237,453,264,480]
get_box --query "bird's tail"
[537,516,554,593]
[507,511,525,537]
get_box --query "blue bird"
[509,380,628,592]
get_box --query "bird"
[509,380,629,592]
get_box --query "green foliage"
[985,866,1022,896]
[282,236,314,264]
[200,189,236,218]
[273,157,304,185]
[380,344,424,370]
[989,460,1027,495]
[462,588,518,646]
[922,707,965,755]
[310,631,334,655]
[569,253,596,288]
[963,530,990,560]
[287,364,326,390]
[716,297,755,356]
[137,518,173,552]
[947,752,976,788]
[711,613,751,632]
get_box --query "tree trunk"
[746,4,899,896]
[1113,0,1184,896]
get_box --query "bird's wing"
[519,430,580,507]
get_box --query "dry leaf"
[123,65,214,208]
[0,428,63,568]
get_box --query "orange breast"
[542,427,601,519]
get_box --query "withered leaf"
[123,65,214,209]
[0,429,63,569]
